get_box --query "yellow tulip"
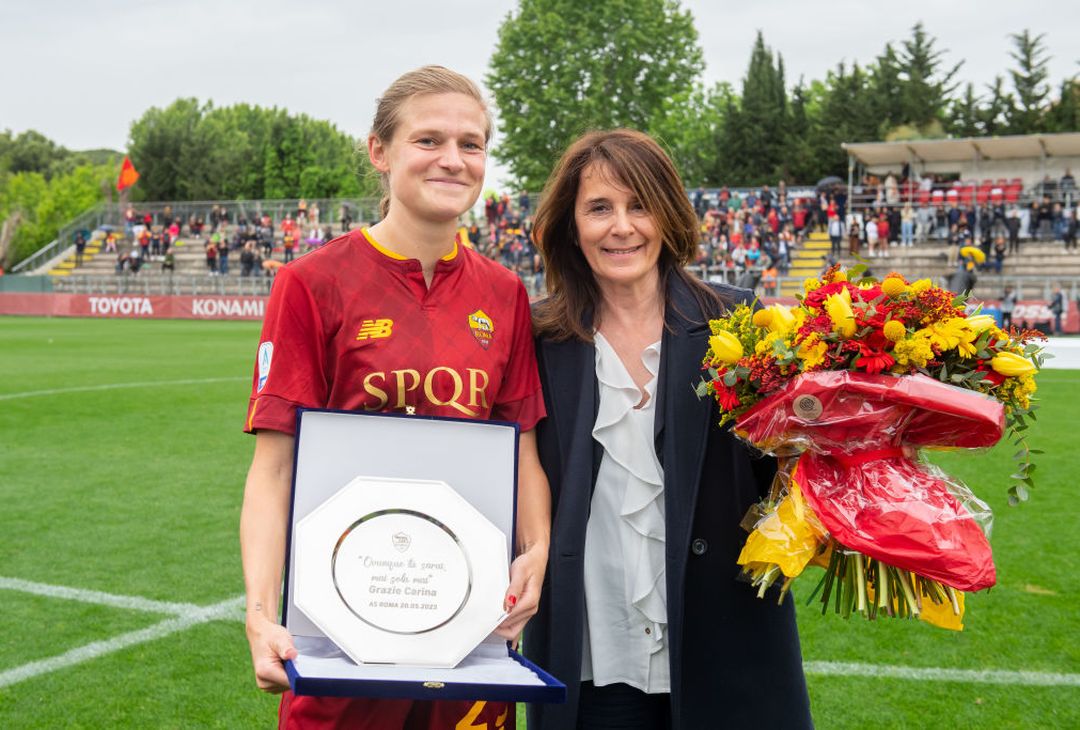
[966,314,996,332]
[910,278,933,293]
[765,304,797,335]
[991,351,1037,377]
[710,331,744,365]
[752,309,773,328]
[825,287,856,338]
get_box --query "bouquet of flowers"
[700,265,1044,630]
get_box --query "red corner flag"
[117,156,140,191]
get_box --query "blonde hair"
[370,66,492,217]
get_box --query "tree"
[487,0,703,189]
[948,83,982,137]
[807,62,878,179]
[0,130,73,179]
[647,83,723,185]
[896,22,962,128]
[1006,30,1052,133]
[981,76,1014,136]
[718,32,791,185]
[127,100,370,201]
[868,43,905,133]
[1046,78,1080,133]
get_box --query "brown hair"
[532,128,723,341]
[369,65,492,217]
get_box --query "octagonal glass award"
[294,476,509,667]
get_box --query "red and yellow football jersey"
[245,228,544,434]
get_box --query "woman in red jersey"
[240,66,550,730]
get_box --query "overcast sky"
[1,0,1076,187]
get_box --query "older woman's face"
[574,163,661,291]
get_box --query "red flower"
[855,351,896,375]
[712,380,742,411]
[974,363,1006,386]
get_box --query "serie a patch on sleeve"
[257,341,274,392]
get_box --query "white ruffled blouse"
[581,332,669,693]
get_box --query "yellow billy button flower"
[991,351,1037,378]
[883,320,907,342]
[710,331,744,365]
[966,314,996,332]
[825,287,857,338]
[752,309,773,329]
[803,277,822,294]
[881,276,908,298]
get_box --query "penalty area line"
[0,595,244,689]
[804,660,1080,687]
[0,376,248,401]
[0,576,203,616]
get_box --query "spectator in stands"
[884,172,899,205]
[876,212,890,253]
[1049,284,1065,334]
[340,203,353,233]
[138,228,151,261]
[1037,195,1053,240]
[1062,169,1076,206]
[74,230,86,266]
[205,240,218,274]
[297,198,308,221]
[992,235,1007,274]
[240,241,256,277]
[168,219,181,242]
[848,220,861,256]
[309,202,320,228]
[760,183,773,212]
[283,230,297,263]
[105,231,117,254]
[776,179,788,209]
[1000,285,1016,330]
[827,213,843,256]
[1006,208,1022,254]
[900,203,915,247]
[865,216,880,258]
[217,236,230,275]
[1065,204,1078,253]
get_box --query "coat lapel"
[538,336,598,555]
[655,276,714,560]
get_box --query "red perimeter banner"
[1,293,1075,332]
[0,293,266,320]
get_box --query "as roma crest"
[467,309,495,350]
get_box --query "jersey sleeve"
[490,282,546,431]
[244,267,328,435]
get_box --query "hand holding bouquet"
[701,266,1045,630]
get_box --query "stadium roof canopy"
[842,132,1080,166]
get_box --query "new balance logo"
[356,319,394,340]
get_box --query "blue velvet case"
[281,408,566,702]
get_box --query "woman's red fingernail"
[507,595,517,607]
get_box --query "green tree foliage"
[127,100,373,201]
[806,63,879,179]
[1046,78,1080,132]
[0,163,113,268]
[1006,30,1052,133]
[717,32,790,185]
[487,0,703,189]
[896,22,962,128]
[648,83,724,185]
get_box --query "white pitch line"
[0,595,244,689]
[805,660,1080,687]
[0,576,202,616]
[0,376,248,402]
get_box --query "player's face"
[574,163,662,292]
[370,93,487,224]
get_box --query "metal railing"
[52,273,274,297]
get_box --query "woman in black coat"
[525,130,812,730]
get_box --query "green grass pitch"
[0,316,1076,728]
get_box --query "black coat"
[526,275,812,730]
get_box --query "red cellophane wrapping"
[734,371,1004,592]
